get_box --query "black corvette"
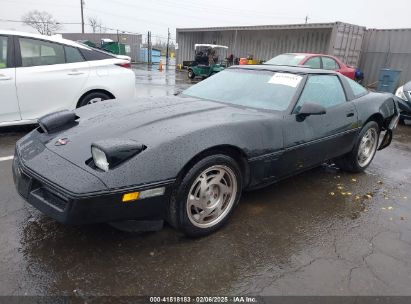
[13,65,399,237]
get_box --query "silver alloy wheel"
[186,165,237,228]
[357,128,378,167]
[87,97,103,105]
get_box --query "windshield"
[182,69,302,111]
[265,54,306,66]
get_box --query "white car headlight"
[395,86,407,100]
[91,146,109,172]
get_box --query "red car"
[265,53,356,80]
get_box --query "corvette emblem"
[55,138,69,146]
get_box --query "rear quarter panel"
[352,91,397,128]
[75,59,136,103]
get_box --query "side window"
[19,38,65,67]
[65,46,84,63]
[79,48,114,61]
[345,76,368,97]
[304,57,321,69]
[322,57,339,70]
[294,75,346,113]
[0,36,8,69]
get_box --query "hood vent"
[38,110,79,133]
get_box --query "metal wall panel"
[359,29,411,86]
[329,23,366,67]
[176,23,411,88]
[176,22,366,69]
[176,25,333,65]
[61,33,142,62]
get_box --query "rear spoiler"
[38,110,79,133]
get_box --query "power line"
[1,0,77,9]
[0,18,176,42]
[81,0,306,38]
[1,0,310,40]
[84,7,171,28]
[110,0,305,21]
[0,18,81,25]
[97,0,306,29]
[1,0,173,34]
[82,7,176,39]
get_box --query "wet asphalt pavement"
[0,64,411,296]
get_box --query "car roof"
[282,52,341,58]
[194,44,228,49]
[229,64,338,75]
[0,30,89,49]
[286,52,318,56]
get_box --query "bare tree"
[22,10,62,35]
[88,16,102,33]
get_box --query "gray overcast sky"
[1,0,410,42]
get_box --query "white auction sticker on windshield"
[268,73,303,87]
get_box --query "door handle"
[346,112,354,117]
[0,74,12,81]
[67,71,85,75]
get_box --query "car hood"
[44,96,276,171]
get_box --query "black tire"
[336,121,380,173]
[77,91,112,108]
[167,154,243,237]
[188,69,195,79]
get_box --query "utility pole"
[147,31,152,65]
[80,0,85,33]
[166,28,170,66]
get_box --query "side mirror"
[296,102,326,120]
[173,89,183,96]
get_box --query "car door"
[15,37,90,120]
[0,35,21,124]
[279,74,358,174]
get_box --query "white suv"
[0,30,136,127]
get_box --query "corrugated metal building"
[359,28,411,86]
[139,48,162,63]
[176,22,366,67]
[61,33,142,62]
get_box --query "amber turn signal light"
[122,192,140,202]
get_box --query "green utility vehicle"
[187,44,228,79]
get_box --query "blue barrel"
[377,69,402,93]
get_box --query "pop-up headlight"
[91,146,110,172]
[91,139,146,172]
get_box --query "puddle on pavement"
[15,162,394,295]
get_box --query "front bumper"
[12,152,173,225]
[397,97,411,120]
[378,112,400,151]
